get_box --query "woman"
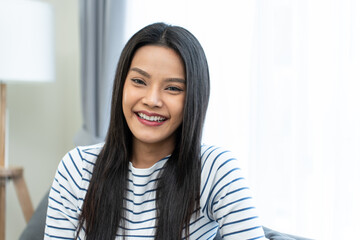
[45,22,266,240]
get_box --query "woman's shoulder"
[62,142,105,170]
[200,144,242,174]
[76,142,104,160]
[200,144,238,162]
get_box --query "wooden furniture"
[0,83,34,240]
[0,167,34,239]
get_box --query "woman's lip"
[136,110,167,119]
[135,113,167,126]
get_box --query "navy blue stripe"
[54,179,78,201]
[57,170,68,181]
[217,207,256,222]
[51,186,60,194]
[47,206,78,221]
[220,216,259,229]
[44,233,73,240]
[125,197,156,206]
[206,231,217,240]
[188,221,213,237]
[62,161,87,191]
[201,145,215,158]
[49,196,63,206]
[49,191,78,212]
[80,147,99,165]
[195,225,218,240]
[116,234,155,238]
[59,194,75,206]
[128,157,168,177]
[203,169,242,213]
[189,215,205,227]
[201,147,220,171]
[123,216,158,224]
[118,225,157,231]
[129,167,163,178]
[47,215,68,221]
[82,150,99,157]
[127,178,159,187]
[200,150,229,198]
[76,147,85,162]
[217,158,237,171]
[210,177,245,211]
[48,196,76,213]
[82,167,92,175]
[207,176,244,212]
[222,226,262,237]
[124,207,157,215]
[83,158,95,166]
[214,196,252,213]
[64,205,77,213]
[68,152,82,178]
[127,188,157,197]
[46,224,75,231]
[82,178,90,183]
[212,187,251,207]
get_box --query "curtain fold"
[74,0,126,146]
[248,1,360,239]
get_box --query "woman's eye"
[131,78,146,85]
[166,86,184,92]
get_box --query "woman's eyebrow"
[130,67,151,78]
[164,78,186,84]
[130,67,185,84]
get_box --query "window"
[123,1,360,239]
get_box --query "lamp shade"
[0,0,55,82]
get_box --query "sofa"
[20,192,313,240]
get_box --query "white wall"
[5,0,81,239]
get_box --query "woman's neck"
[131,137,175,168]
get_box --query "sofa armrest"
[19,191,49,240]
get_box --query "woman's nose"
[142,87,163,108]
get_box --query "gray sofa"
[20,192,312,240]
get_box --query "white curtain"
[248,1,360,239]
[120,0,360,239]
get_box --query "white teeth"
[138,112,165,122]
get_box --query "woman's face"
[122,45,186,147]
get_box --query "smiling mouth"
[137,112,166,122]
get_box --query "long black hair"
[77,22,210,240]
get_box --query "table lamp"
[0,1,54,239]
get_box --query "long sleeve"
[44,148,84,239]
[200,146,266,240]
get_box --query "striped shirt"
[45,143,266,239]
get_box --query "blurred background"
[3,0,360,239]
